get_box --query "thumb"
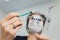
[35,33,48,40]
[4,12,19,20]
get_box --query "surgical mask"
[27,15,44,34]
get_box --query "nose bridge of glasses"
[31,19,38,25]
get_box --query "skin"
[0,12,49,40]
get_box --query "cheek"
[29,19,32,22]
[28,19,33,23]
[29,19,31,21]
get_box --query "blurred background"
[0,0,60,40]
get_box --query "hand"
[35,33,49,40]
[0,12,22,40]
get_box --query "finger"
[7,21,22,35]
[7,17,21,25]
[3,20,22,35]
[9,25,22,35]
[13,20,22,31]
[12,20,22,29]
[2,12,19,22]
[14,25,22,33]
[4,25,13,31]
[2,17,20,27]
[4,25,16,35]
[35,33,48,40]
[5,20,22,31]
[3,25,14,36]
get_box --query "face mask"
[27,15,44,34]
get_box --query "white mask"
[27,15,44,34]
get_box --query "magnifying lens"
[17,5,55,34]
[26,6,55,34]
[17,9,51,35]
[26,12,46,34]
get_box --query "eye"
[31,17,34,20]
[38,19,41,21]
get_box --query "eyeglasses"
[29,16,42,24]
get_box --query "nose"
[32,20,37,25]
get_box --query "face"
[27,14,44,34]
[29,14,43,27]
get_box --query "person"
[0,12,49,40]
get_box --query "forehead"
[30,14,42,19]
